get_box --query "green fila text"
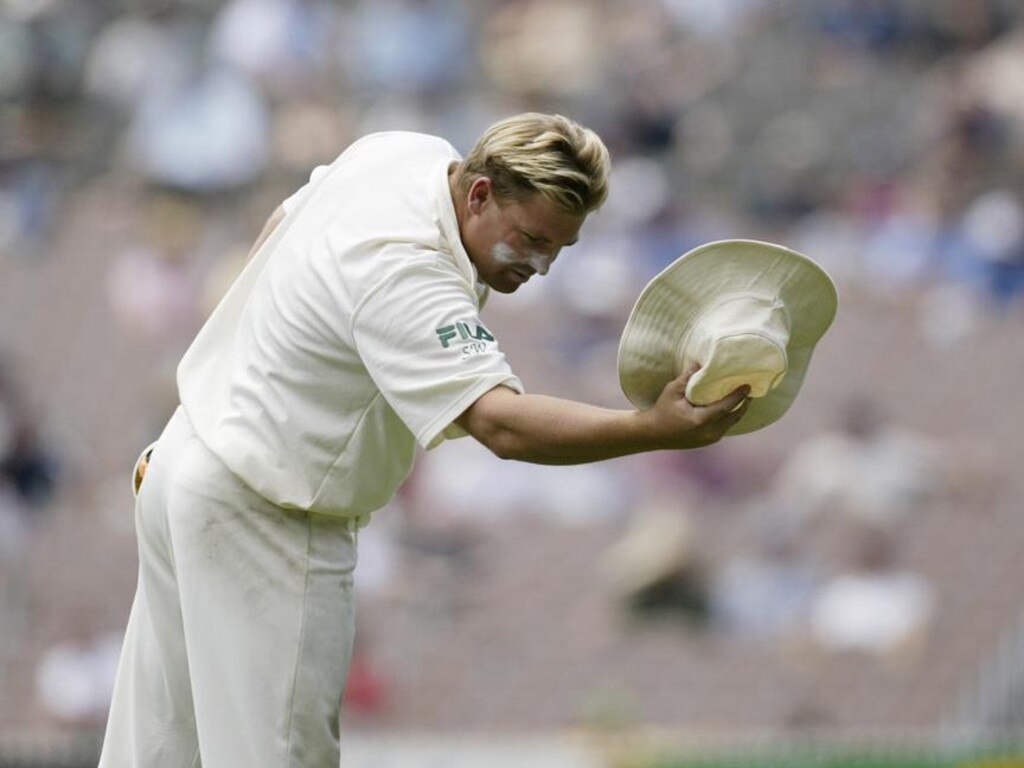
[435,321,495,348]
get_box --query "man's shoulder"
[345,131,459,160]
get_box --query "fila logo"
[435,320,495,348]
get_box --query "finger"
[664,362,702,401]
[660,363,700,400]
[676,361,702,386]
[707,384,751,416]
[721,396,751,427]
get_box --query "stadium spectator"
[809,526,935,661]
[711,531,821,642]
[766,397,943,531]
[106,194,200,342]
[127,51,270,193]
[602,503,711,625]
[0,359,59,515]
[35,630,122,727]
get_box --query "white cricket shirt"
[176,132,523,521]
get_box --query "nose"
[529,250,557,276]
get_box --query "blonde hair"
[455,113,610,215]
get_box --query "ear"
[467,177,493,216]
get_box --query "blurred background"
[2,0,1024,765]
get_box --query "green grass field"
[642,747,1024,768]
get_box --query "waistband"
[132,406,371,534]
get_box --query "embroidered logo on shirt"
[436,321,495,349]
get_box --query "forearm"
[459,390,662,465]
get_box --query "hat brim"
[617,240,838,436]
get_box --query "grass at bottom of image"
[626,743,1024,768]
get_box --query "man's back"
[177,131,519,519]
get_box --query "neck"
[448,162,467,229]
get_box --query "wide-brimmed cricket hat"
[618,240,838,436]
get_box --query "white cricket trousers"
[99,406,358,767]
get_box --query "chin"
[491,282,520,294]
[481,274,522,294]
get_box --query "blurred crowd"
[2,0,1024,306]
[1,0,1023,736]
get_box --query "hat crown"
[618,239,838,434]
[679,292,790,405]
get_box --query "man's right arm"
[455,364,750,465]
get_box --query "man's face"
[461,179,586,294]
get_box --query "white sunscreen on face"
[490,241,553,274]
[490,241,517,264]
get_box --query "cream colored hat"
[618,239,838,435]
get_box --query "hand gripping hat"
[618,240,838,436]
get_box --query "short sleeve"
[281,163,331,215]
[351,260,524,449]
